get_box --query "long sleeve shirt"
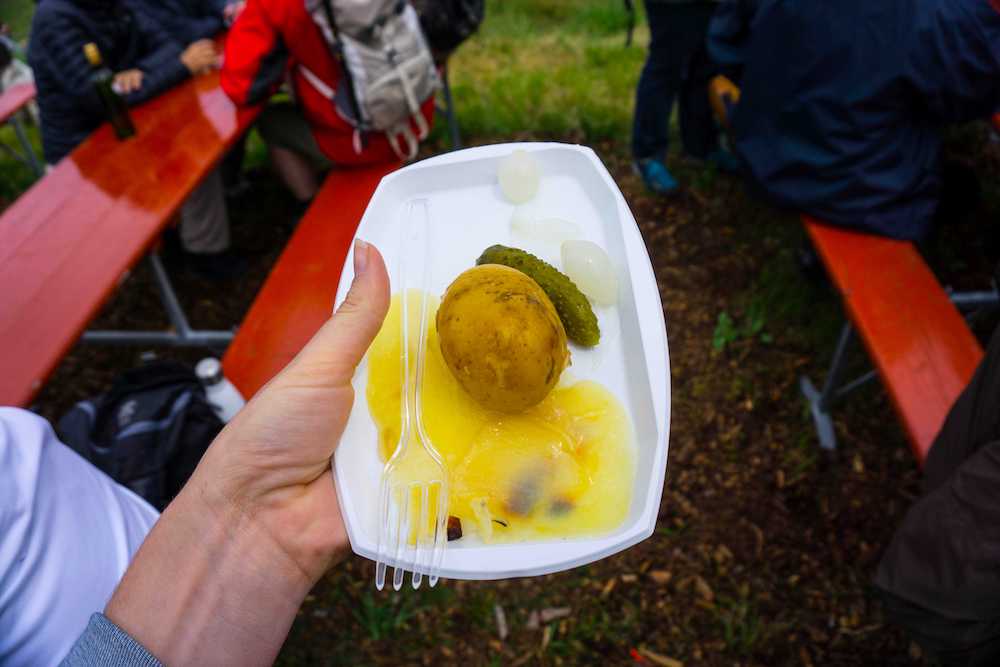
[0,409,157,667]
[61,614,162,667]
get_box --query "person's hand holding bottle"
[180,39,221,76]
[112,69,143,94]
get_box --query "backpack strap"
[387,123,419,161]
[299,64,424,158]
[299,64,335,100]
[319,0,368,142]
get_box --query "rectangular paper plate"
[333,143,670,580]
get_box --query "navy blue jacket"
[706,0,760,71]
[124,0,227,46]
[28,0,189,164]
[724,0,1000,240]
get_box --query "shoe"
[706,149,741,174]
[634,158,679,195]
[186,249,248,282]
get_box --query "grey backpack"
[306,0,439,160]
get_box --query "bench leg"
[82,253,234,348]
[950,290,1000,312]
[800,322,855,451]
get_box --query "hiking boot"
[634,158,679,196]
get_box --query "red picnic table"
[0,69,259,406]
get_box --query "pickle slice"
[477,245,600,347]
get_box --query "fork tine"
[412,483,430,589]
[392,486,410,591]
[428,480,448,588]
[374,478,391,591]
[403,483,421,590]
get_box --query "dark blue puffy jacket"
[123,0,227,46]
[28,0,189,164]
[723,0,1000,240]
[707,0,760,71]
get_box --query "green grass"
[0,0,41,205]
[352,592,419,640]
[481,0,642,37]
[0,0,34,41]
[0,120,42,204]
[443,0,648,143]
[716,596,763,656]
[351,584,456,640]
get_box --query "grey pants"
[178,169,229,254]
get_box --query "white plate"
[333,142,670,580]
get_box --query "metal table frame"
[801,288,1000,451]
[81,252,235,349]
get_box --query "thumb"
[283,239,391,386]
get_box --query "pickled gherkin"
[476,245,600,347]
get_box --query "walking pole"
[624,0,636,47]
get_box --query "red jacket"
[221,0,435,165]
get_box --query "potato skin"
[436,265,570,412]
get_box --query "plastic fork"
[375,198,449,591]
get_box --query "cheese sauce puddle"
[366,292,635,542]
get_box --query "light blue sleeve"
[60,614,163,667]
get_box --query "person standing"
[632,0,736,196]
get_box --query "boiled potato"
[436,265,570,412]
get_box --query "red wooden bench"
[0,70,259,406]
[708,76,989,464]
[992,112,1000,134]
[0,82,42,177]
[222,161,398,399]
[800,218,984,464]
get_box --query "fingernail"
[354,238,369,275]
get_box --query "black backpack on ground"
[409,0,484,60]
[57,361,223,511]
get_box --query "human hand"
[195,238,390,581]
[105,240,390,666]
[180,39,220,75]
[112,69,144,94]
